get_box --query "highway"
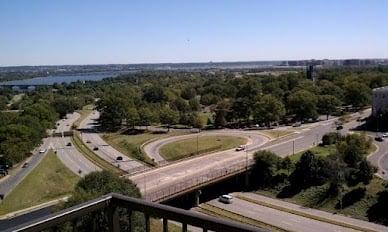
[130,109,377,199]
[52,112,101,176]
[78,110,146,174]
[205,192,388,232]
[0,138,51,198]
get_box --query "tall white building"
[372,86,388,116]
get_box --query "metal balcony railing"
[5,193,265,232]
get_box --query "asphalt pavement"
[78,110,146,173]
[143,129,269,164]
[0,138,51,198]
[205,192,388,232]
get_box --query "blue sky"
[0,0,387,66]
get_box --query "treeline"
[96,67,388,131]
[250,133,388,225]
[0,84,95,166]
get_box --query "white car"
[39,149,46,153]
[235,145,245,151]
[219,194,233,204]
[382,133,388,138]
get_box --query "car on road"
[22,162,29,168]
[382,133,388,138]
[86,140,91,143]
[235,145,245,151]
[116,156,123,161]
[336,125,343,130]
[292,122,302,127]
[67,142,72,146]
[219,194,233,204]
[39,149,46,153]
[375,136,384,142]
[93,147,99,151]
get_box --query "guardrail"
[146,159,254,202]
[5,193,265,232]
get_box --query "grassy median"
[73,104,94,129]
[159,135,246,161]
[0,150,79,215]
[72,132,124,175]
[102,131,188,165]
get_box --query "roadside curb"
[0,196,69,220]
[235,194,378,232]
[197,204,292,232]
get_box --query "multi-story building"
[372,86,388,116]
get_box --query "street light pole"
[196,134,199,155]
[245,147,249,190]
[292,140,295,155]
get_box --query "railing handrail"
[5,193,266,232]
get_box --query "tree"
[337,134,371,167]
[317,95,341,120]
[63,171,143,231]
[181,87,196,100]
[230,97,252,122]
[356,159,376,185]
[253,94,285,127]
[126,107,139,128]
[0,96,8,111]
[368,189,388,225]
[189,98,201,111]
[143,85,167,103]
[280,156,293,175]
[173,97,190,112]
[138,107,155,128]
[287,90,318,121]
[344,82,371,107]
[289,151,327,189]
[190,113,205,130]
[214,100,229,128]
[159,107,179,131]
[251,150,282,187]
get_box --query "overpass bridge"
[144,158,252,203]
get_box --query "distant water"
[0,71,131,86]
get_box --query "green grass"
[72,132,124,175]
[74,104,94,128]
[159,135,246,161]
[102,131,188,165]
[150,218,186,232]
[0,150,79,215]
[258,130,295,139]
[290,144,337,162]
[255,177,387,221]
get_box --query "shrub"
[336,187,366,209]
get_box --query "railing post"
[107,206,120,232]
[163,218,168,232]
[145,213,150,232]
[182,223,187,232]
[127,209,132,232]
[202,228,208,232]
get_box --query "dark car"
[375,136,384,142]
[93,147,99,151]
[116,156,123,161]
[67,142,72,146]
[22,162,29,168]
[336,125,343,130]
